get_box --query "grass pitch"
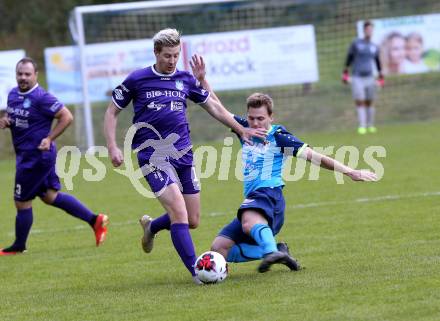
[1,120,440,321]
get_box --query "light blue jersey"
[234,116,308,196]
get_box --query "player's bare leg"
[211,236,235,259]
[183,193,200,229]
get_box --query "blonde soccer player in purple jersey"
[104,28,265,284]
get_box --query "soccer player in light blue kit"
[190,55,378,271]
[104,28,264,283]
[0,58,108,256]
[196,90,378,272]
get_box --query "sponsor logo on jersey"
[15,118,29,128]
[170,101,184,112]
[121,84,130,92]
[147,101,166,111]
[23,98,31,109]
[114,88,124,100]
[7,107,29,118]
[50,102,61,112]
[161,77,170,81]
[146,90,186,99]
[175,80,184,91]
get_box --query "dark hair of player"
[246,93,274,116]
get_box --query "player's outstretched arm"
[190,54,221,104]
[299,146,377,182]
[191,54,266,143]
[38,106,73,151]
[104,101,124,167]
[190,54,232,129]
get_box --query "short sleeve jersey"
[7,84,63,151]
[347,38,379,77]
[233,115,308,196]
[111,66,210,150]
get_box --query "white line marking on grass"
[8,220,138,236]
[288,191,440,209]
[6,191,440,236]
[209,212,228,217]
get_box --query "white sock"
[356,105,367,128]
[367,106,375,127]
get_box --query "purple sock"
[150,213,171,234]
[170,223,197,276]
[13,208,33,250]
[51,192,95,226]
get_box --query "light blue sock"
[226,243,265,263]
[250,223,277,255]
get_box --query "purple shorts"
[137,149,200,195]
[14,148,61,201]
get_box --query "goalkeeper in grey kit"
[342,20,384,135]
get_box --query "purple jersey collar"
[18,83,39,95]
[151,65,177,77]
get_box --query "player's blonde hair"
[153,28,181,53]
[246,93,274,115]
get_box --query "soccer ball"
[194,251,228,284]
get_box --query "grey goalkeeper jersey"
[346,38,380,77]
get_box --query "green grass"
[1,120,440,321]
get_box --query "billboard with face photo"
[358,14,440,75]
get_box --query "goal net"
[67,0,440,150]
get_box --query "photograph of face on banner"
[358,14,440,76]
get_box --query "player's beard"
[19,82,29,91]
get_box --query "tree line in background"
[0,0,143,65]
[0,0,438,69]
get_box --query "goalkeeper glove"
[377,74,385,87]
[342,69,350,84]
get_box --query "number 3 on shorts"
[15,184,22,196]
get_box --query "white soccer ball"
[194,251,228,284]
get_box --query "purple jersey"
[111,66,210,150]
[7,84,63,151]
